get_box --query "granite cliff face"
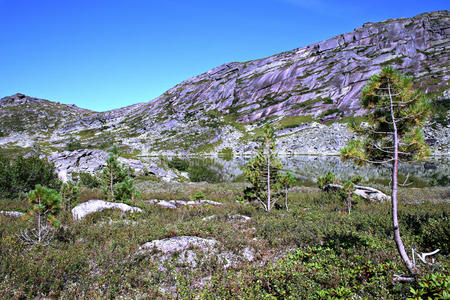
[138,10,449,123]
[0,11,449,162]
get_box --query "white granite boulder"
[71,199,142,220]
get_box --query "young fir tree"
[243,123,284,212]
[60,181,80,211]
[340,66,431,275]
[279,172,296,212]
[102,146,136,202]
[317,172,362,214]
[22,185,62,245]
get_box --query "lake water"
[158,155,449,187]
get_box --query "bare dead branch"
[398,173,414,187]
[351,156,394,164]
[412,248,440,267]
[369,143,412,155]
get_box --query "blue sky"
[0,0,447,111]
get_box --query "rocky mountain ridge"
[0,11,449,171]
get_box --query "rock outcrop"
[48,149,178,181]
[139,11,449,123]
[202,214,252,223]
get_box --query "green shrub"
[323,97,334,104]
[320,108,343,117]
[429,173,449,187]
[408,272,449,299]
[430,96,449,128]
[190,191,206,201]
[0,154,60,198]
[317,171,338,190]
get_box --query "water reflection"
[153,155,449,187]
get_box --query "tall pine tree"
[341,66,432,275]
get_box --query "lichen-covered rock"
[202,214,251,223]
[137,236,255,269]
[71,199,142,220]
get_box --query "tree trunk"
[110,168,114,201]
[389,82,415,275]
[285,187,289,212]
[38,196,41,244]
[347,197,351,214]
[267,152,271,212]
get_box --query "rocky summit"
[0,11,449,169]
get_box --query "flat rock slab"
[72,199,142,220]
[137,235,255,269]
[228,214,252,222]
[146,199,223,209]
[202,214,251,223]
[139,236,218,255]
[0,210,25,218]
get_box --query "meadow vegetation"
[0,176,448,298]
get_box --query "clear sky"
[0,0,447,111]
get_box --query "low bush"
[320,108,343,117]
[190,191,206,201]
